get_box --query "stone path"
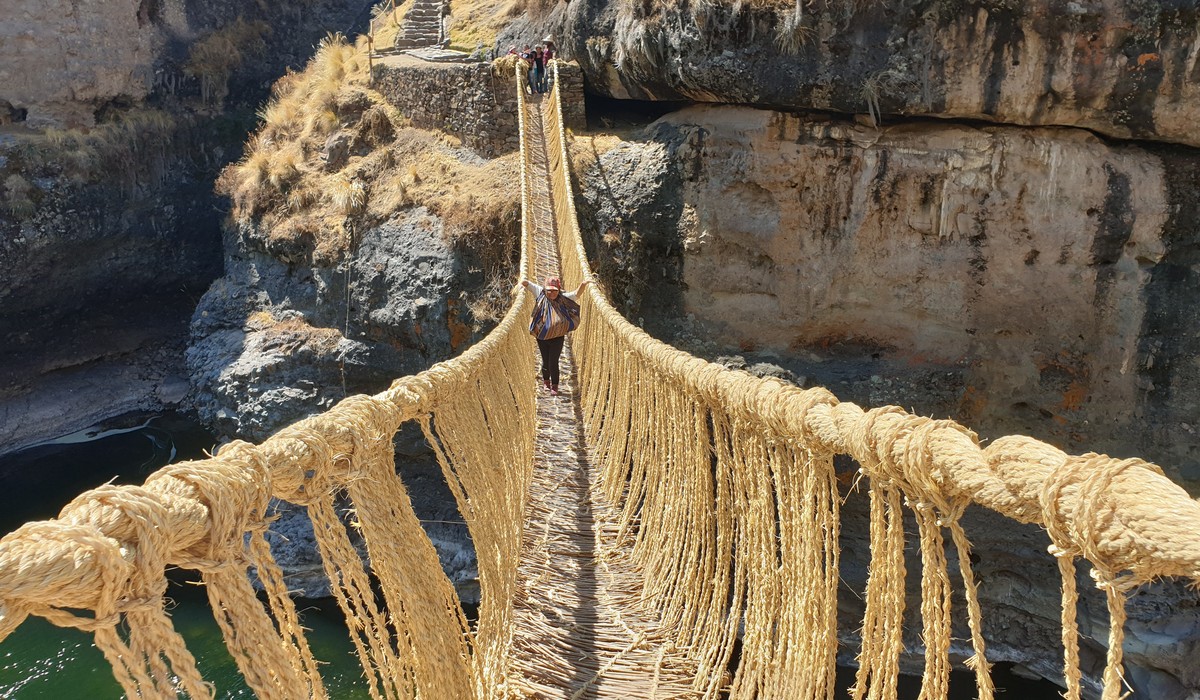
[506,94,704,699]
[401,47,469,62]
[394,0,444,50]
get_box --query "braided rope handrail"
[543,59,1200,700]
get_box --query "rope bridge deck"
[0,61,1199,700]
[509,95,701,697]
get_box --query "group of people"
[507,41,556,95]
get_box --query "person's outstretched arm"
[567,279,591,299]
[518,279,543,295]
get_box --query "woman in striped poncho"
[520,275,590,396]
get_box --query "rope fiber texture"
[0,60,1199,700]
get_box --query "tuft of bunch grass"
[331,176,367,215]
[268,144,305,189]
[185,19,271,108]
[3,174,36,221]
[216,19,521,284]
[6,109,178,191]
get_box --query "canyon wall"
[534,0,1200,147]
[372,57,586,157]
[0,0,373,455]
[0,0,186,128]
[575,105,1200,696]
[579,104,1200,489]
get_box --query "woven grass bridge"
[2,63,1200,700]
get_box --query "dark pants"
[536,336,565,387]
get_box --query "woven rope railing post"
[151,442,326,700]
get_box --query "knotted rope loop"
[1040,451,1085,561]
[899,419,977,524]
[0,519,132,614]
[147,442,271,572]
[262,426,337,505]
[1074,454,1163,577]
[1036,452,1167,578]
[0,519,133,636]
[59,486,174,597]
[780,385,839,451]
[844,406,911,488]
[383,376,428,416]
[386,373,431,404]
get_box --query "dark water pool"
[0,412,216,534]
[0,582,372,699]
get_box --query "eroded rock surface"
[188,207,482,439]
[0,0,377,456]
[530,0,1200,147]
[0,0,368,128]
[0,138,220,454]
[580,105,1200,487]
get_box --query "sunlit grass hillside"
[218,33,520,319]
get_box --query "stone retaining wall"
[373,58,586,157]
[553,61,586,133]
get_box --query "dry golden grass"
[247,310,344,354]
[447,0,522,52]
[4,109,178,196]
[331,176,367,215]
[368,0,412,48]
[219,31,521,316]
[185,19,271,107]
[511,0,564,15]
[568,132,628,184]
[3,173,35,220]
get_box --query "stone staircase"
[393,0,445,50]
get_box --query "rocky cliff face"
[518,3,1200,687]
[0,120,222,452]
[0,0,372,128]
[534,0,1200,147]
[0,0,375,456]
[187,207,489,440]
[580,106,1200,487]
[575,104,1200,697]
[0,0,181,128]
